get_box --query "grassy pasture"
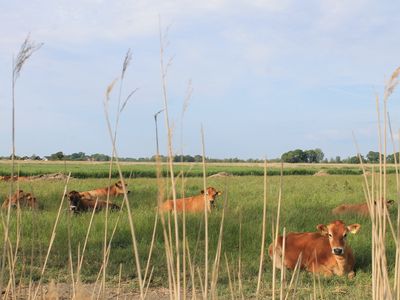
[0,164,398,298]
[0,160,398,178]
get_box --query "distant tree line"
[1,149,399,164]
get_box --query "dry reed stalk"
[355,67,400,300]
[196,266,205,300]
[237,212,245,300]
[180,80,193,300]
[284,253,302,300]
[224,252,235,300]
[210,181,228,298]
[76,199,99,283]
[388,114,400,295]
[102,49,137,298]
[67,207,76,298]
[144,266,155,298]
[0,35,42,296]
[158,18,181,299]
[200,126,209,299]
[272,164,284,300]
[116,264,122,300]
[4,198,23,298]
[104,80,144,299]
[279,228,286,300]
[32,174,71,300]
[256,159,268,296]
[185,238,197,300]
[142,213,159,286]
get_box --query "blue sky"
[1,0,400,160]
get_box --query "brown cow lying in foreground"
[1,190,38,209]
[67,191,120,213]
[159,187,222,213]
[269,220,361,279]
[332,199,394,216]
[77,180,130,200]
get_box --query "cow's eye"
[328,233,333,238]
[343,233,347,238]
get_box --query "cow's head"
[115,180,130,195]
[23,192,37,208]
[317,220,360,256]
[201,187,222,207]
[68,191,82,212]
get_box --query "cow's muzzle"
[333,247,344,256]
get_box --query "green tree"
[366,151,381,163]
[49,151,64,161]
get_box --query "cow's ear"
[347,224,361,234]
[217,191,222,196]
[387,199,395,206]
[201,190,204,194]
[317,224,328,235]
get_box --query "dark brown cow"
[269,220,361,279]
[159,187,222,213]
[1,190,38,209]
[77,180,130,200]
[332,199,394,216]
[67,191,120,213]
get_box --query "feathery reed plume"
[103,79,144,299]
[0,35,42,295]
[159,16,181,299]
[102,49,136,297]
[384,66,400,101]
[356,66,400,299]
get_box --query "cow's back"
[272,232,332,270]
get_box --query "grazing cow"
[1,190,38,209]
[159,187,222,213]
[77,180,130,200]
[67,191,120,213]
[332,199,394,216]
[268,220,361,279]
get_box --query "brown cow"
[77,180,130,200]
[269,220,361,279]
[67,191,120,213]
[159,187,222,213]
[1,190,38,209]
[332,199,394,216]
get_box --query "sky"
[1,0,400,160]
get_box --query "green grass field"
[0,163,398,298]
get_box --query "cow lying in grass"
[1,190,38,209]
[77,180,130,200]
[67,191,120,213]
[332,199,394,216]
[159,187,222,213]
[269,220,361,279]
